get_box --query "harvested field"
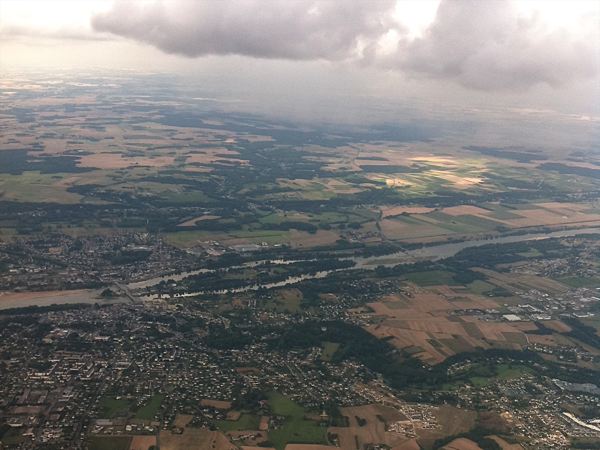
[172,414,193,428]
[227,411,242,421]
[477,269,568,295]
[441,438,482,450]
[365,289,527,364]
[379,201,600,245]
[129,435,157,450]
[417,406,477,448]
[284,446,338,450]
[288,230,340,248]
[0,289,126,310]
[498,202,600,228]
[542,320,572,333]
[527,333,575,347]
[380,218,450,241]
[442,205,493,216]
[328,404,412,450]
[487,435,524,449]
[259,416,269,431]
[393,440,421,450]
[159,428,237,450]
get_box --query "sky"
[1,0,599,146]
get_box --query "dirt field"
[442,205,494,216]
[288,230,340,248]
[441,438,482,450]
[417,406,477,448]
[0,289,127,310]
[242,447,275,450]
[129,435,157,450]
[487,436,524,449]
[380,218,450,241]
[364,288,527,364]
[159,428,236,450]
[328,404,412,450]
[541,320,572,333]
[284,446,338,450]
[172,414,193,428]
[393,440,421,450]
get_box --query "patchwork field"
[4,86,600,253]
[365,287,527,364]
[328,404,412,450]
[159,428,236,450]
[379,201,600,243]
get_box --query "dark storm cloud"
[91,0,598,91]
[91,0,396,60]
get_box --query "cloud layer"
[92,0,395,60]
[392,0,598,90]
[90,0,599,91]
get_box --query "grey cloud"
[91,0,598,91]
[391,0,599,90]
[91,0,395,60]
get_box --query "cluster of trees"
[182,259,355,293]
[563,317,600,349]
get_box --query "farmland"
[266,392,327,450]
[1,71,600,450]
[2,76,600,253]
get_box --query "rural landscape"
[1,1,600,450]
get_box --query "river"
[133,226,600,299]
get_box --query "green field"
[264,289,303,313]
[134,394,164,420]
[443,363,532,390]
[466,280,497,294]
[582,318,600,333]
[0,172,84,203]
[267,392,327,450]
[98,396,131,418]
[321,341,340,361]
[87,436,132,450]
[403,270,457,286]
[471,363,532,387]
[0,427,26,446]
[216,413,260,431]
[555,276,600,288]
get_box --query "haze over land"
[1,1,600,450]
[1,0,599,147]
